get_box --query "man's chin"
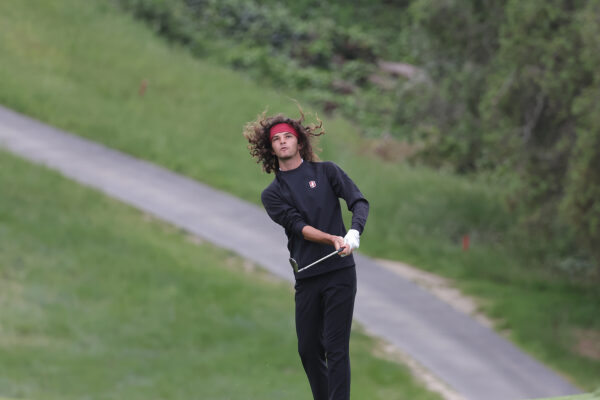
[278,154,296,161]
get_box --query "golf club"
[289,247,346,273]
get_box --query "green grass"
[0,150,440,399]
[539,391,600,400]
[0,0,598,391]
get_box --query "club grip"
[337,246,346,253]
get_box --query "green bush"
[402,0,600,273]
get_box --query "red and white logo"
[308,180,317,189]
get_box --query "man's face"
[271,131,301,160]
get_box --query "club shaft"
[297,250,339,272]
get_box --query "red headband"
[269,123,298,141]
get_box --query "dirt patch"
[366,327,466,400]
[574,329,600,361]
[362,135,421,163]
[375,258,495,329]
[185,233,204,246]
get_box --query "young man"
[243,112,369,400]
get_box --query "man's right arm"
[301,226,349,256]
[261,188,307,236]
[261,188,348,254]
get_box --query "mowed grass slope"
[0,0,598,390]
[0,151,439,400]
[540,392,600,400]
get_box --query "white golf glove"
[343,229,360,255]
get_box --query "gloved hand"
[343,229,360,254]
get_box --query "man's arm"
[301,225,350,256]
[323,162,369,254]
[324,162,370,235]
[261,188,307,235]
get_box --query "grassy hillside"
[0,150,439,399]
[541,392,600,400]
[0,0,598,391]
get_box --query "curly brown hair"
[243,108,325,173]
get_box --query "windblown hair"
[243,108,325,173]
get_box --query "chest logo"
[308,180,317,189]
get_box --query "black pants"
[294,266,357,400]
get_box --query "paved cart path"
[0,105,581,400]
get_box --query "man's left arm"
[325,162,370,251]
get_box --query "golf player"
[243,111,369,400]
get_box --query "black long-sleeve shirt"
[261,160,369,279]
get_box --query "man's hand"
[332,235,352,257]
[343,229,360,255]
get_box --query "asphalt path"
[0,105,581,400]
